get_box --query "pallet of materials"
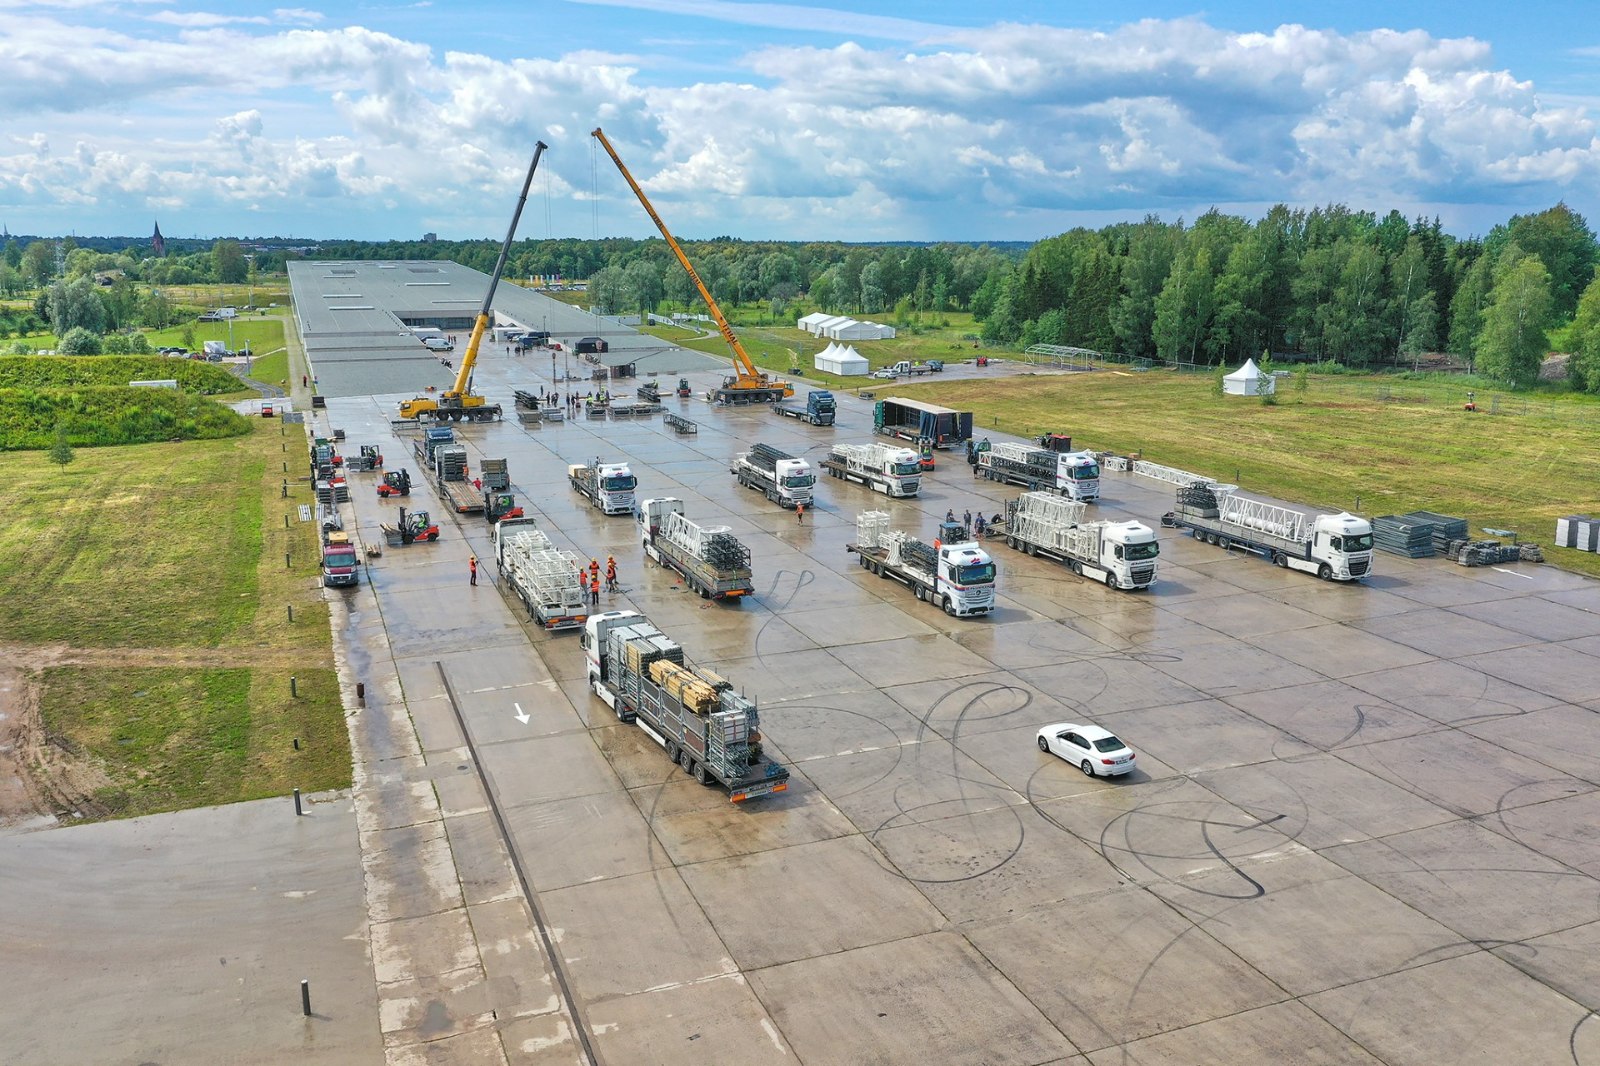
[1373,515,1435,557]
[1399,510,1467,553]
[1556,515,1599,552]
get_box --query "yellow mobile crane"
[591,128,792,405]
[400,141,548,421]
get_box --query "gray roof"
[287,259,723,398]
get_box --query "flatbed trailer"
[1161,483,1373,581]
[1002,493,1158,590]
[639,499,754,600]
[820,442,921,497]
[438,477,485,513]
[494,517,587,630]
[584,611,790,801]
[845,512,996,617]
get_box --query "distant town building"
[422,232,437,243]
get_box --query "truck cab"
[637,497,682,545]
[1058,450,1102,502]
[773,457,815,504]
[573,462,636,515]
[1101,521,1160,588]
[937,543,997,616]
[884,447,922,495]
[1312,513,1375,579]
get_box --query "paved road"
[324,347,1600,1065]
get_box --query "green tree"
[47,276,108,335]
[1568,274,1600,393]
[587,265,627,315]
[859,262,886,315]
[981,290,1022,344]
[1324,241,1386,366]
[1398,292,1439,365]
[1447,254,1491,360]
[1477,255,1553,387]
[103,332,131,354]
[624,259,663,316]
[1489,203,1597,318]
[48,423,75,470]
[58,326,104,355]
[1152,248,1218,364]
[1111,218,1180,359]
[212,239,247,284]
[128,332,152,354]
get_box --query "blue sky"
[1,0,1596,242]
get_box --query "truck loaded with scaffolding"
[976,441,1101,502]
[569,459,637,516]
[1001,493,1159,590]
[584,610,791,802]
[638,498,755,600]
[1161,482,1374,581]
[493,517,588,630]
[846,511,996,617]
[820,442,922,497]
[731,443,815,509]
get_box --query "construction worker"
[963,508,973,533]
[796,501,805,524]
[589,574,600,607]
[469,555,477,586]
[589,558,600,588]
[606,555,618,592]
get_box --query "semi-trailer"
[821,443,922,497]
[773,389,836,425]
[731,443,815,509]
[873,397,972,449]
[412,425,455,466]
[433,444,485,514]
[1161,482,1374,581]
[976,442,1101,502]
[846,511,996,617]
[493,517,588,630]
[638,498,754,600]
[583,610,790,801]
[569,459,637,515]
[1001,492,1159,590]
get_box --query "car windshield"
[1344,533,1374,551]
[325,552,357,568]
[955,562,996,585]
[602,475,636,491]
[783,474,816,488]
[892,462,922,476]
[1091,735,1126,753]
[1124,542,1160,561]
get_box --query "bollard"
[281,480,288,499]
[301,979,311,1017]
[285,553,291,568]
[356,682,366,706]
[293,738,301,751]
[287,604,294,623]
[293,788,303,816]
[283,461,287,473]
[285,514,290,528]
[291,675,298,697]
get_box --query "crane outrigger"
[591,128,792,405]
[399,141,548,421]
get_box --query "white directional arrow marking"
[1490,567,1532,579]
[514,702,531,724]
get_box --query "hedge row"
[0,386,252,450]
[0,356,242,394]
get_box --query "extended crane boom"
[591,128,792,405]
[400,141,548,421]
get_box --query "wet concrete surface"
[323,347,1600,1064]
[0,794,381,1066]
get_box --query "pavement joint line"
[436,661,600,1066]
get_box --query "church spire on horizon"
[152,220,166,258]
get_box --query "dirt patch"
[0,643,331,830]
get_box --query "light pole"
[244,254,255,311]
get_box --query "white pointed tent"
[814,342,869,375]
[1224,358,1274,396]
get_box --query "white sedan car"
[1037,723,1137,777]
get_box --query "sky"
[1,0,1597,243]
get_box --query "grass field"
[897,368,1600,579]
[0,416,349,819]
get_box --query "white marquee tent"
[814,343,869,376]
[797,312,833,333]
[1223,358,1274,396]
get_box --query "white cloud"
[147,10,270,27]
[0,11,1594,239]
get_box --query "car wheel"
[1037,736,1049,752]
[1080,760,1096,777]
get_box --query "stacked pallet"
[1456,541,1522,567]
[1556,515,1600,552]
[1373,515,1435,557]
[315,479,350,505]
[649,659,719,714]
[1400,510,1467,552]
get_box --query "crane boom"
[591,128,791,404]
[399,140,547,421]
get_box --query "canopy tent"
[1223,358,1274,396]
[814,343,869,375]
[796,312,833,334]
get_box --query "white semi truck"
[568,458,637,515]
[731,443,814,509]
[639,498,755,600]
[976,442,1101,502]
[493,517,589,630]
[846,511,996,617]
[821,442,922,497]
[1162,483,1374,581]
[1002,493,1159,590]
[583,610,790,801]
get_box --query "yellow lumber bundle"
[649,659,717,714]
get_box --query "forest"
[7,200,1600,390]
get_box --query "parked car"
[1036,723,1137,777]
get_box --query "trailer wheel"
[914,584,926,601]
[665,741,679,763]
[680,750,695,776]
[1218,536,1230,551]
[1274,552,1289,568]
[695,761,712,786]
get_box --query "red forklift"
[382,508,439,545]
[377,469,412,497]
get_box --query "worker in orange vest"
[606,556,618,592]
[589,574,600,607]
[589,558,600,587]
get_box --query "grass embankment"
[897,370,1600,579]
[0,417,348,819]
[0,356,250,450]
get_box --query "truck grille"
[1347,557,1370,576]
[1131,566,1156,585]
